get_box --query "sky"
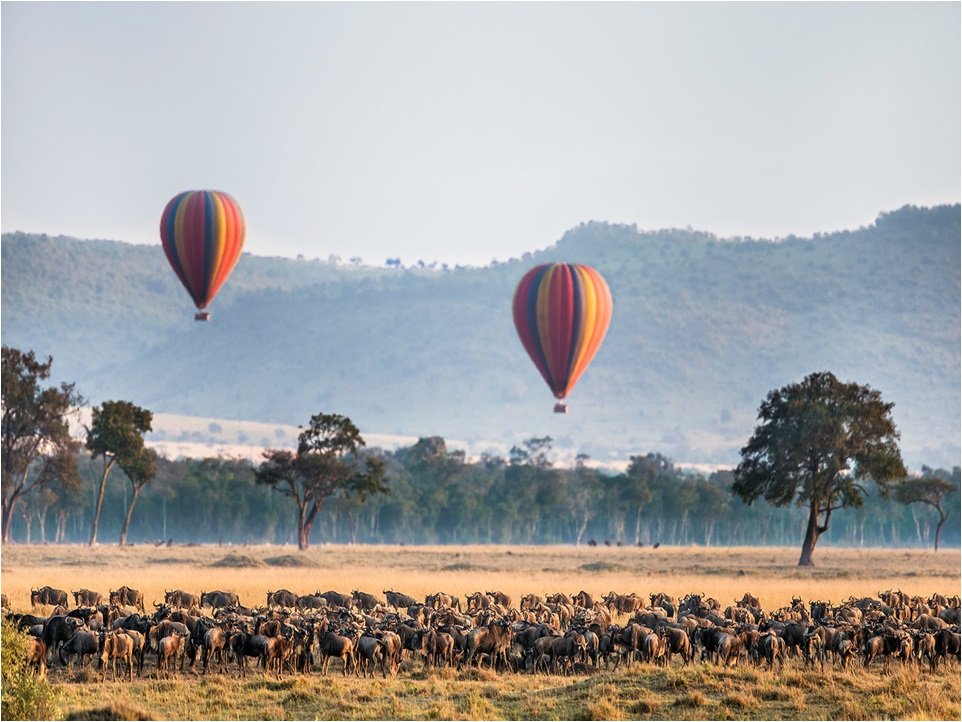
[2,2,959,267]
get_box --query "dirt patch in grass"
[264,554,314,568]
[64,702,154,720]
[441,562,489,571]
[208,554,265,568]
[580,561,622,572]
[144,557,195,565]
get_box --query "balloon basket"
[194,312,211,322]
[554,403,568,414]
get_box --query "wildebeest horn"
[154,601,162,608]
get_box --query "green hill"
[2,204,959,468]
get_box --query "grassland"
[2,544,960,720]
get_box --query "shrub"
[1,620,58,721]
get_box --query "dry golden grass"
[2,543,958,613]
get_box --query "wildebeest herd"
[5,585,960,682]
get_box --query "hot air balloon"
[160,190,245,321]
[513,263,613,413]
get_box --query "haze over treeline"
[7,439,960,550]
[1,204,959,471]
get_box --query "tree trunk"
[297,500,321,551]
[119,485,143,546]
[56,510,67,543]
[2,491,21,544]
[21,508,32,544]
[575,515,588,546]
[934,512,947,552]
[89,457,115,546]
[38,506,48,544]
[798,500,820,566]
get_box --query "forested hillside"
[2,204,959,468]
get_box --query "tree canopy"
[256,412,387,550]
[895,470,957,551]
[85,400,154,545]
[733,371,906,565]
[1,347,83,543]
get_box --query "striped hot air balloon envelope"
[512,263,613,413]
[160,190,245,321]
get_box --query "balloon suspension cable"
[194,312,211,322]
[554,402,568,414]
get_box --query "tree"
[85,400,154,545]
[732,371,906,566]
[570,454,601,545]
[507,437,556,543]
[1,347,83,543]
[255,412,387,550]
[895,470,957,551]
[622,453,675,544]
[118,447,158,546]
[30,442,83,543]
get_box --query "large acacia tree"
[1,347,83,543]
[733,371,906,566]
[256,412,387,550]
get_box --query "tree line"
[3,346,958,558]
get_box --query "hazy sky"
[2,2,959,266]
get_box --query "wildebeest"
[425,592,462,611]
[649,592,676,618]
[419,628,455,669]
[26,638,47,678]
[109,586,146,614]
[488,591,512,608]
[107,586,146,614]
[296,592,326,612]
[376,630,402,677]
[202,624,233,674]
[603,592,644,615]
[164,589,199,609]
[31,586,68,608]
[548,632,584,674]
[59,629,100,672]
[72,589,103,607]
[757,630,786,670]
[157,632,190,679]
[265,589,297,609]
[319,590,352,609]
[464,620,513,670]
[466,591,494,612]
[101,631,135,681]
[384,590,418,609]
[263,634,294,678]
[316,627,356,675]
[149,619,191,658]
[935,628,961,666]
[658,625,693,665]
[356,634,384,678]
[229,631,270,677]
[41,615,82,662]
[641,630,667,666]
[352,590,381,612]
[200,590,239,610]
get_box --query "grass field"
[2,543,960,720]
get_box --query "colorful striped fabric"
[160,190,245,311]
[512,263,613,402]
